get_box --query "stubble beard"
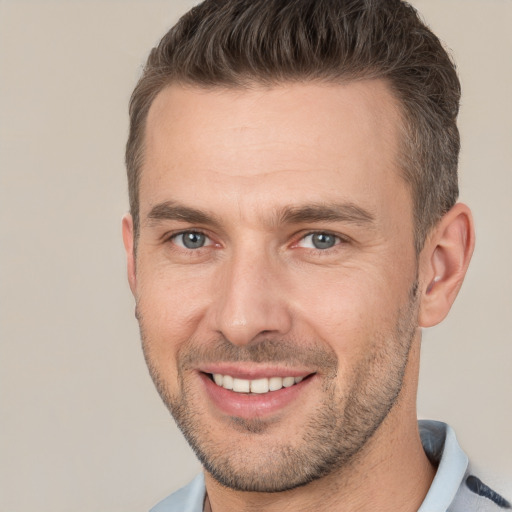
[139,282,419,493]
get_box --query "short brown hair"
[126,0,460,252]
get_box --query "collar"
[418,420,469,512]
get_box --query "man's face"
[125,81,421,492]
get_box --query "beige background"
[1,1,510,510]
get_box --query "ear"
[122,213,137,296]
[418,203,475,327]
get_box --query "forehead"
[141,80,409,222]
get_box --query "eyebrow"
[276,202,376,227]
[145,201,221,228]
[144,200,376,229]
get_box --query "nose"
[212,247,293,346]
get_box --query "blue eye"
[299,232,340,250]
[173,231,209,249]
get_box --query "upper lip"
[198,364,314,380]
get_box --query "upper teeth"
[212,374,304,394]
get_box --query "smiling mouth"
[208,373,310,394]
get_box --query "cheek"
[135,262,213,356]
[293,266,409,357]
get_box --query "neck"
[204,339,435,512]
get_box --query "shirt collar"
[418,420,469,512]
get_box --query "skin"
[123,81,474,511]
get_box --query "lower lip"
[200,373,313,419]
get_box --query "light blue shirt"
[150,420,510,512]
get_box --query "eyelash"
[293,230,348,252]
[167,230,214,250]
[165,230,349,255]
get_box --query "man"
[122,1,510,510]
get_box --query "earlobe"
[418,203,475,328]
[122,213,137,295]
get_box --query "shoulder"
[150,473,206,512]
[449,472,511,512]
[418,420,510,512]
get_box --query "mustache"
[179,335,339,373]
